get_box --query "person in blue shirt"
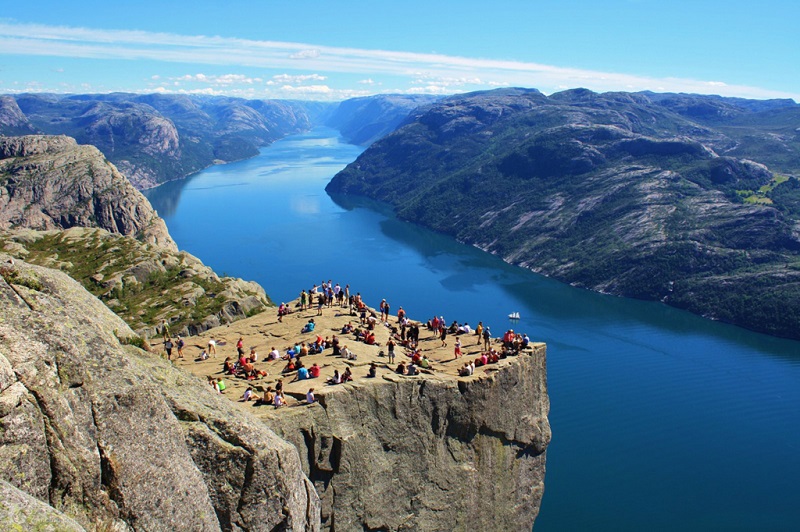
[297,365,309,380]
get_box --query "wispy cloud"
[0,21,796,101]
[266,73,327,85]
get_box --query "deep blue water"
[145,128,800,531]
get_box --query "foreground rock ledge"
[0,254,318,531]
[180,301,552,531]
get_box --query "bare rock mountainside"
[0,135,271,337]
[328,88,800,339]
[0,255,318,531]
[0,255,551,531]
[0,135,175,249]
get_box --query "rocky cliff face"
[0,135,176,250]
[0,96,37,136]
[267,347,550,531]
[0,254,318,530]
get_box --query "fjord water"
[145,128,800,531]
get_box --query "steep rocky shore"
[328,88,800,339]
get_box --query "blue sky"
[1,0,797,101]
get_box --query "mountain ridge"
[327,88,800,339]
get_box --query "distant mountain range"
[0,93,437,189]
[327,88,800,339]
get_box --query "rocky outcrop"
[0,227,272,339]
[0,135,176,250]
[0,254,318,530]
[267,348,550,531]
[0,481,86,531]
[0,96,37,136]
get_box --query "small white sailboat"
[508,312,520,320]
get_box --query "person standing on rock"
[300,290,308,310]
[207,337,217,356]
[161,319,170,341]
[164,338,174,360]
[176,336,185,359]
[483,327,491,350]
[475,322,484,346]
[454,337,462,359]
[386,338,396,364]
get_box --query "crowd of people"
[177,279,536,410]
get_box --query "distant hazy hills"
[328,88,800,339]
[0,93,437,190]
[0,93,317,189]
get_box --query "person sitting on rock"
[241,386,259,402]
[419,355,431,369]
[269,347,280,361]
[309,363,321,378]
[407,363,418,376]
[299,343,309,358]
[223,357,236,375]
[364,331,376,345]
[340,345,354,360]
[396,361,406,375]
[306,388,316,404]
[274,391,286,409]
[295,363,309,381]
[342,367,353,382]
[368,362,377,378]
[328,370,341,385]
[248,348,258,363]
[215,378,227,394]
[341,323,354,334]
[257,387,274,406]
[458,363,471,377]
[302,319,316,333]
[282,359,296,374]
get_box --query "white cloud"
[289,49,320,60]
[266,73,327,85]
[0,21,795,101]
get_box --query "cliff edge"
[176,297,551,531]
